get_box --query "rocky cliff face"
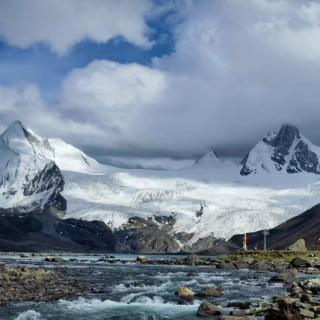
[114,216,181,253]
[240,124,320,175]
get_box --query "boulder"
[196,287,223,297]
[175,287,195,298]
[289,257,312,268]
[197,300,221,317]
[298,308,314,318]
[44,256,65,263]
[288,239,307,251]
[136,256,149,263]
[268,268,298,284]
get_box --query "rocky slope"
[0,210,115,252]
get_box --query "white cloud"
[61,60,167,148]
[0,0,151,54]
[0,83,105,147]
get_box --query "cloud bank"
[1,0,320,160]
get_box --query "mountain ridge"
[1,120,320,252]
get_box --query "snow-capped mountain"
[240,124,320,176]
[193,150,222,168]
[0,121,65,212]
[1,120,320,250]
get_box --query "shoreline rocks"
[0,265,84,305]
[195,277,320,319]
[134,251,320,274]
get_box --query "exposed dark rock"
[264,124,300,170]
[227,302,252,310]
[196,287,223,297]
[287,141,320,174]
[23,161,66,212]
[289,257,312,268]
[114,215,180,253]
[268,269,298,285]
[45,256,65,263]
[0,210,116,252]
[197,301,221,317]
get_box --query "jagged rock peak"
[263,124,300,147]
[1,120,55,158]
[240,124,320,176]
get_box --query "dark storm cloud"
[1,0,320,161]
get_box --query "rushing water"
[0,253,286,320]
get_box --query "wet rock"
[197,300,221,317]
[299,278,320,294]
[90,287,106,294]
[216,261,236,269]
[124,281,144,288]
[186,271,195,277]
[250,261,269,271]
[175,287,195,298]
[98,257,108,262]
[44,256,65,263]
[268,268,298,284]
[289,257,312,268]
[289,282,303,297]
[227,302,251,309]
[196,287,223,297]
[233,261,250,269]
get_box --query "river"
[0,253,286,320]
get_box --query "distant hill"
[229,203,320,250]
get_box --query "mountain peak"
[240,124,320,176]
[3,120,28,138]
[263,123,300,147]
[194,150,221,167]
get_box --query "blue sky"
[0,4,178,101]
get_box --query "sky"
[1,0,320,163]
